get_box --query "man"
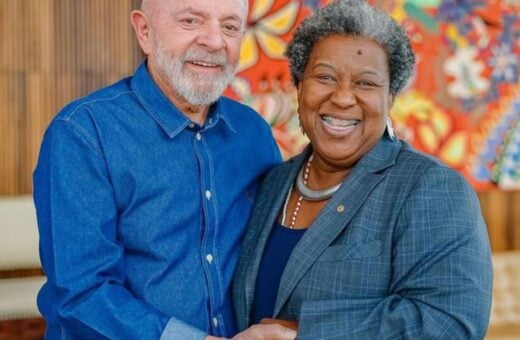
[33,0,296,339]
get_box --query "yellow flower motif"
[238,0,301,72]
[389,0,407,23]
[391,90,452,143]
[445,24,468,48]
[391,90,468,167]
[438,131,468,167]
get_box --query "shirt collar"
[205,99,237,134]
[131,61,236,138]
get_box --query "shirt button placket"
[197,128,219,334]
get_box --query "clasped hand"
[206,318,297,340]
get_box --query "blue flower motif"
[489,43,519,83]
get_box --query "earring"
[386,117,395,140]
[299,119,306,136]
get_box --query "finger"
[259,318,298,331]
[259,324,297,340]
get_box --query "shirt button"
[206,254,213,264]
[205,190,211,200]
[188,123,195,129]
[336,205,345,213]
[212,317,218,327]
[196,132,202,140]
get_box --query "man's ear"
[388,93,394,108]
[131,10,152,56]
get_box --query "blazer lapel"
[241,152,309,326]
[274,137,402,316]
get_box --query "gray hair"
[286,0,415,96]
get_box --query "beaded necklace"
[281,155,312,228]
[281,154,341,228]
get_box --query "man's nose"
[196,22,226,51]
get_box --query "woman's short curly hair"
[286,0,415,96]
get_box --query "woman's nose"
[329,82,357,108]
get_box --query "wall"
[0,0,142,194]
[480,190,520,251]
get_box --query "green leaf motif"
[406,0,441,7]
[404,1,439,33]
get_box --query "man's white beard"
[154,40,237,106]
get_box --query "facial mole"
[357,49,363,55]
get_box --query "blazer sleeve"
[296,166,493,339]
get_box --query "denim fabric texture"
[33,62,281,339]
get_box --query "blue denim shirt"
[33,62,281,339]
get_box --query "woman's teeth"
[321,115,359,127]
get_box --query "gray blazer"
[233,136,492,339]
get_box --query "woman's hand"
[260,317,298,331]
[205,322,297,340]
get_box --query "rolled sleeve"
[160,317,208,340]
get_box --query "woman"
[233,0,492,338]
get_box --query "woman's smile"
[320,115,361,137]
[297,34,391,168]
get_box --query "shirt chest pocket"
[315,239,382,262]
[298,239,387,299]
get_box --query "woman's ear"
[130,10,152,56]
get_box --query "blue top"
[251,221,306,324]
[33,62,281,340]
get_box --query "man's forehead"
[143,0,248,16]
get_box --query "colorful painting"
[224,0,520,190]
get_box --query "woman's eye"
[357,80,376,87]
[317,75,335,82]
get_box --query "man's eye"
[180,17,201,26]
[223,24,241,36]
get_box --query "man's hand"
[206,323,296,340]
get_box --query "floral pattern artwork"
[225,0,520,190]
